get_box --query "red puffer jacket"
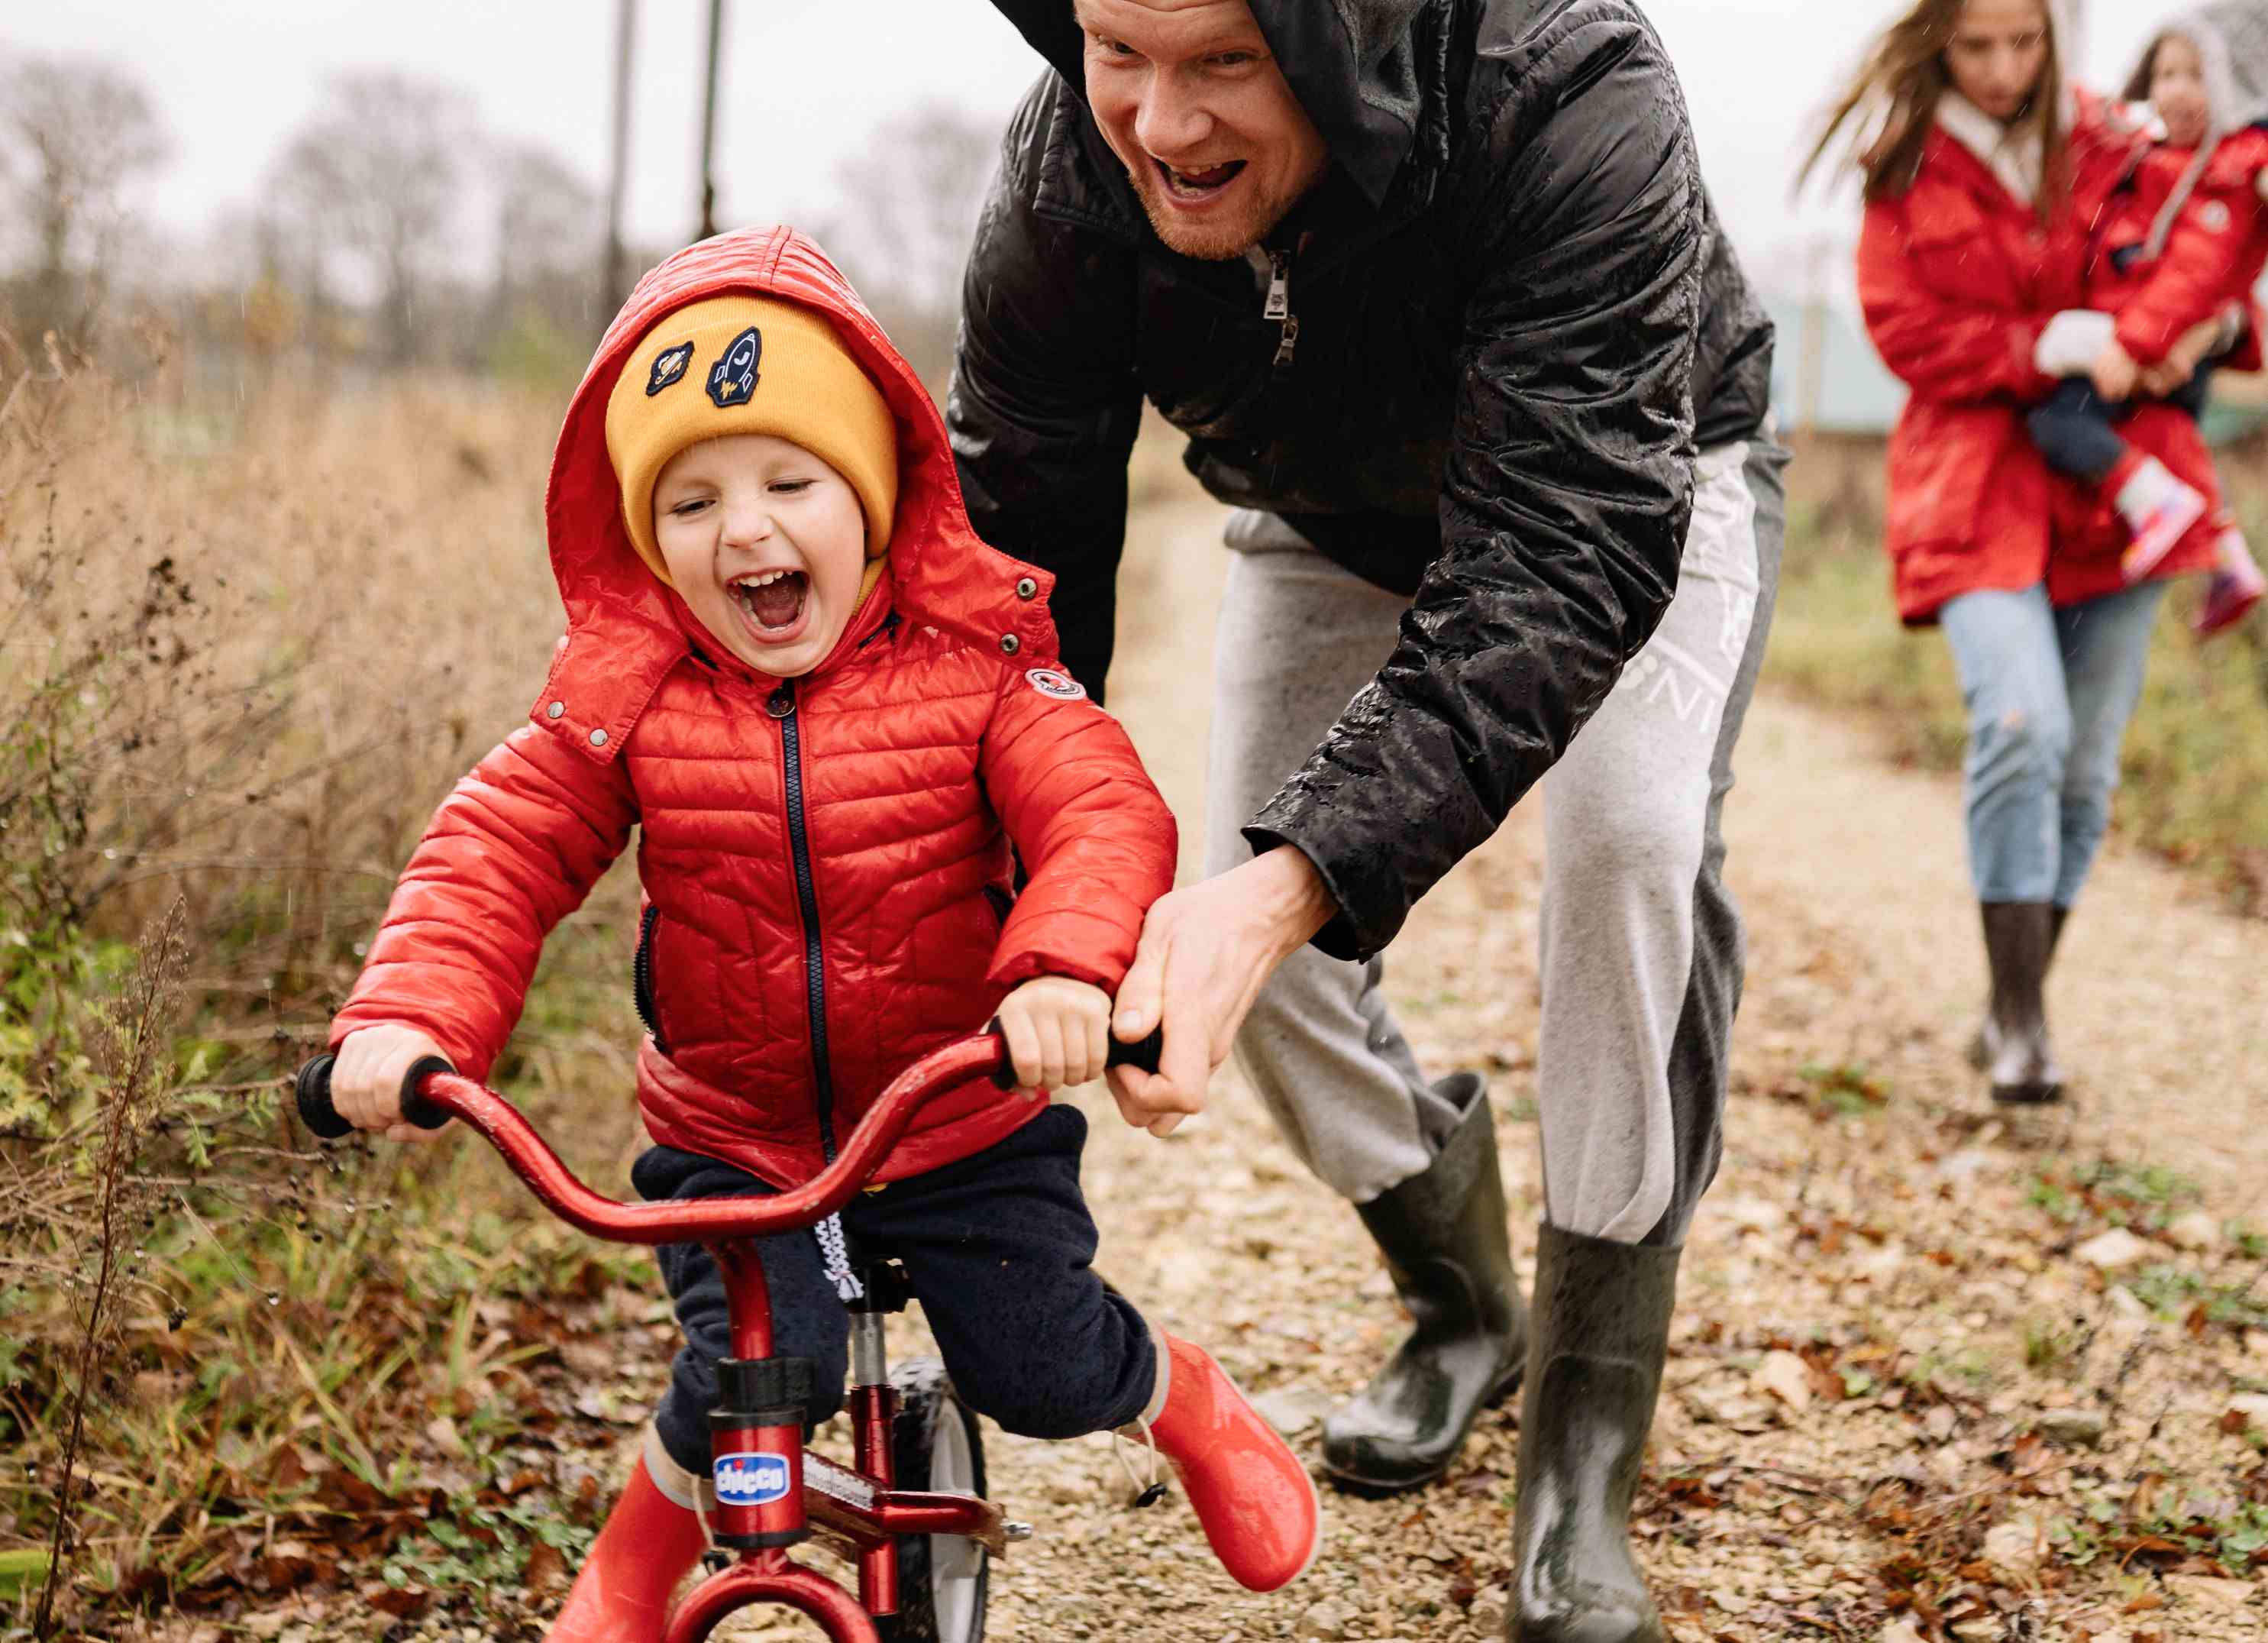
[2089,127,2268,369]
[1859,99,2217,623]
[331,226,1178,1188]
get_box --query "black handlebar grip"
[1105,1027,1165,1075]
[295,1053,454,1140]
[294,1054,353,1140]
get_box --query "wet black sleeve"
[1247,4,1702,961]
[947,79,1145,703]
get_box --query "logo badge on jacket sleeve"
[1024,668,1086,700]
[647,341,695,396]
[707,326,764,408]
[712,1451,792,1506]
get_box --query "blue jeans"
[1939,582,2167,907]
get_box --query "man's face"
[1076,0,1330,260]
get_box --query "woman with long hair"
[1808,0,2220,1112]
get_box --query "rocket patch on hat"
[707,325,764,408]
[646,341,694,396]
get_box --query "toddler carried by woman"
[2030,1,2268,635]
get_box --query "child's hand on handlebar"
[995,977,1111,1095]
[331,1024,455,1143]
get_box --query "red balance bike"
[296,1027,1160,1643]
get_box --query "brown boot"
[1979,901,2063,1104]
[1968,905,2065,1072]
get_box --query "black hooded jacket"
[948,0,1775,962]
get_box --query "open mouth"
[730,568,809,638]
[1155,157,1246,202]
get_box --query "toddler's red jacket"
[331,227,1178,1187]
[2090,125,2268,370]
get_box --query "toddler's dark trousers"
[635,1104,1156,1476]
[2028,367,2215,484]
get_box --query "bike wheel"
[877,1357,989,1643]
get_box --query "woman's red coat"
[331,226,1178,1187]
[1859,104,2223,623]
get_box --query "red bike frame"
[395,1033,1021,1643]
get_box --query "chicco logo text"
[708,325,764,408]
[713,1451,792,1506]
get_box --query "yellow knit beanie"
[604,295,898,585]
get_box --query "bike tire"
[877,1357,990,1643]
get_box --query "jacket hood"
[534,225,1061,762]
[2127,3,2268,134]
[985,0,1435,209]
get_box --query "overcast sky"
[3,0,2197,305]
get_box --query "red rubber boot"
[545,1435,709,1641]
[1134,1333,1323,1593]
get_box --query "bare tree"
[483,142,604,380]
[491,144,600,315]
[268,73,478,367]
[0,56,166,349]
[811,105,1002,386]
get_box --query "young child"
[2028,5,2268,636]
[322,225,1321,1635]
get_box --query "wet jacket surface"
[332,226,1178,1188]
[1859,102,2221,624]
[950,0,1776,964]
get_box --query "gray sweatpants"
[1205,438,1786,1246]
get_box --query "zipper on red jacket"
[767,677,839,1163]
[632,904,667,1053]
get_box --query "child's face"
[2153,34,2211,149]
[652,434,869,678]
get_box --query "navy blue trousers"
[2028,367,2215,484]
[634,1104,1157,1476]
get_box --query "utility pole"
[2065,0,2087,73]
[697,0,726,241]
[603,0,637,322]
[1798,236,1836,442]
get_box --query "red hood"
[531,225,1062,762]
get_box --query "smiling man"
[948,4,1782,1638]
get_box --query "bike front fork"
[848,1307,904,1615]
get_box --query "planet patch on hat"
[707,325,763,408]
[646,341,694,396]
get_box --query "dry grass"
[1,357,651,1636]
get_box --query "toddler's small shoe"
[2113,455,2207,583]
[2195,530,2266,638]
[1126,1332,1322,1593]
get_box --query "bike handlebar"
[292,1026,1164,1247]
